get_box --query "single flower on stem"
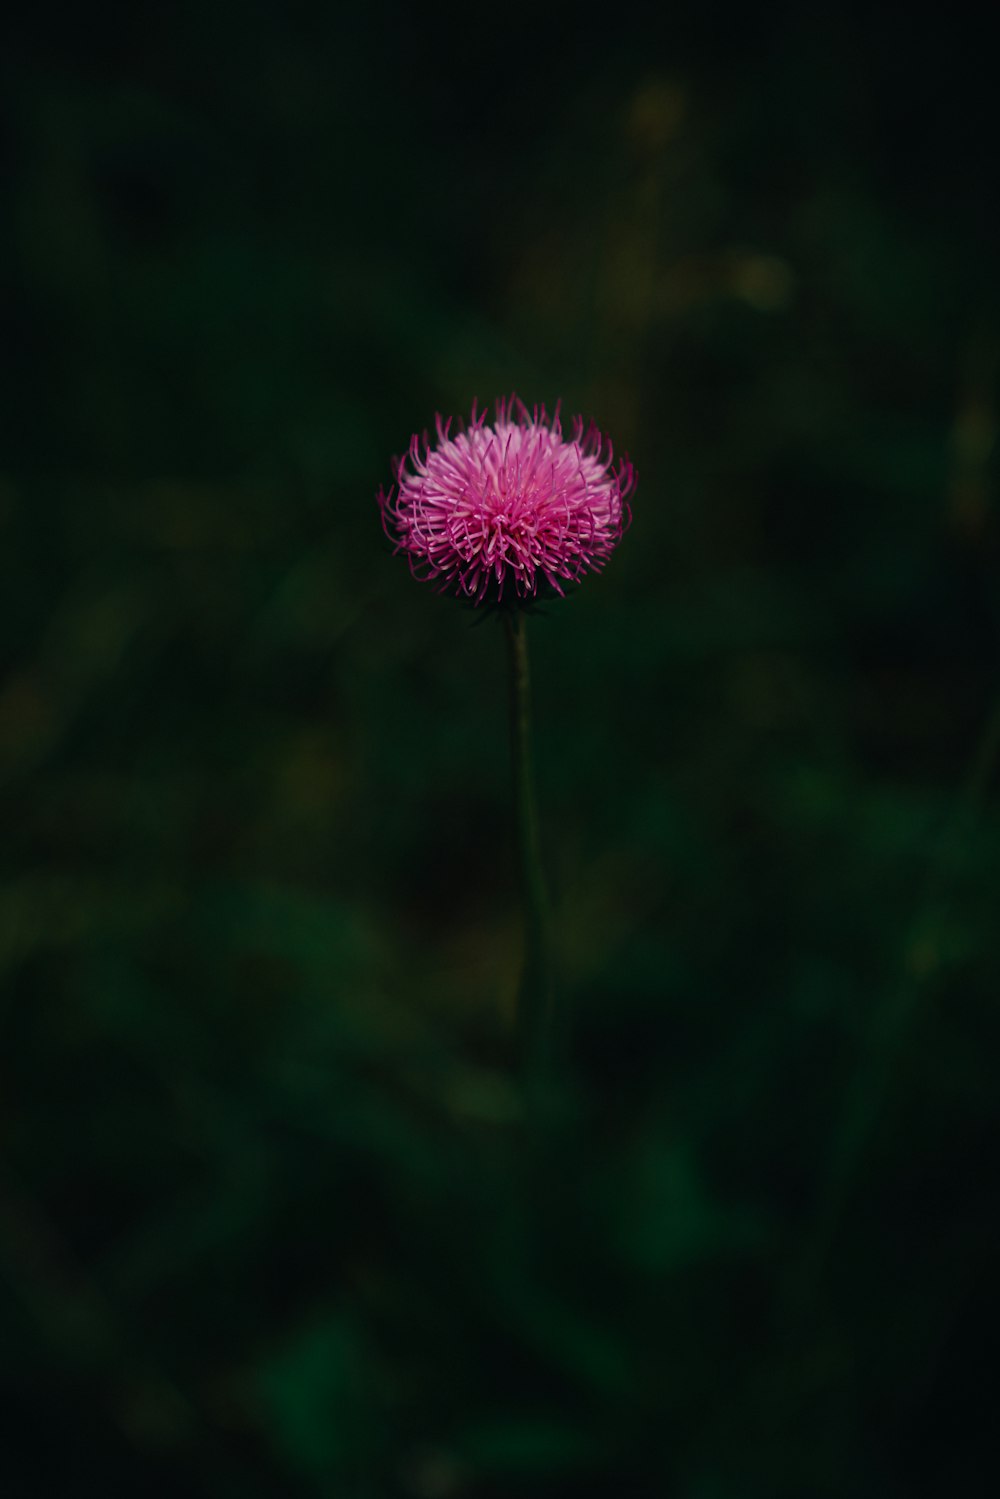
[378,396,633,606]
[377,396,635,1079]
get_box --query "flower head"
[377,397,634,605]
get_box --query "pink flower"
[377,397,634,605]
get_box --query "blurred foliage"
[2,2,999,1495]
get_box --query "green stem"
[503,609,553,1076]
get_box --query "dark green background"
[2,4,999,1495]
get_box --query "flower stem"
[503,610,553,1078]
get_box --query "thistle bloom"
[377,397,634,604]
